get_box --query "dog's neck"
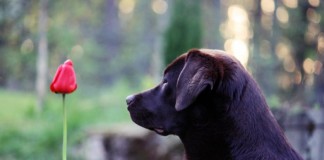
[226,106,301,159]
[180,132,230,160]
[179,125,231,160]
[178,94,301,160]
[224,80,302,159]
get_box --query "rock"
[79,123,184,160]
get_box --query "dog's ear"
[175,50,216,111]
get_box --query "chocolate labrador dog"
[126,49,303,160]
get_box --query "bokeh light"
[308,0,320,7]
[71,45,84,58]
[305,23,320,43]
[303,58,315,74]
[283,56,296,73]
[276,7,289,24]
[275,42,290,60]
[306,8,321,24]
[21,39,34,54]
[282,0,298,8]
[261,0,275,15]
[277,74,292,90]
[152,0,168,15]
[317,33,324,54]
[223,5,250,67]
[119,0,136,14]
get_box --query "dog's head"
[126,49,244,136]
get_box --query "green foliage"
[266,94,281,109]
[0,81,136,159]
[163,0,202,65]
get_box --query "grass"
[0,81,141,160]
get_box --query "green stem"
[62,94,67,160]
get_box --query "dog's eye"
[162,79,168,88]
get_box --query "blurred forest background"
[1,0,324,159]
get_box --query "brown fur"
[126,49,303,160]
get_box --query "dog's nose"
[126,95,135,105]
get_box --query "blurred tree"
[248,0,324,108]
[281,0,310,102]
[0,0,10,87]
[0,0,37,90]
[121,0,161,84]
[96,0,123,83]
[250,0,279,98]
[202,0,224,49]
[314,51,324,107]
[313,2,324,108]
[275,0,324,107]
[163,0,202,65]
[36,0,49,111]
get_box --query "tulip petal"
[50,59,77,94]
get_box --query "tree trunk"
[36,0,49,112]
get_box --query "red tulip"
[50,59,77,94]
